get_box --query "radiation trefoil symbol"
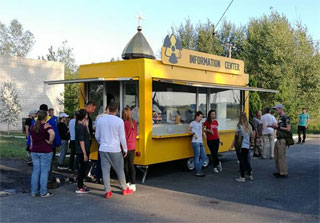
[163,34,182,64]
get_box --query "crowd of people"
[25,101,307,198]
[188,103,303,182]
[25,101,137,199]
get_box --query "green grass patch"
[0,136,26,160]
[291,119,320,134]
[0,131,25,136]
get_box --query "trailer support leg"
[136,165,149,184]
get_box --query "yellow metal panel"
[80,59,144,79]
[145,60,248,86]
[161,47,244,74]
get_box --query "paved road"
[1,138,319,222]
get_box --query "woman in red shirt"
[122,107,138,191]
[203,110,223,173]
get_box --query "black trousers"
[298,126,306,142]
[76,154,89,189]
[207,139,220,168]
[124,150,136,184]
[239,148,252,178]
[68,140,75,170]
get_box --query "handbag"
[284,131,294,147]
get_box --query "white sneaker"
[126,183,130,187]
[246,175,254,181]
[217,162,223,172]
[57,166,69,170]
[213,168,219,173]
[129,184,136,192]
[235,177,245,183]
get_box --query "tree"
[171,19,245,57]
[248,76,261,120]
[292,23,320,122]
[217,20,246,59]
[171,18,224,54]
[171,12,320,124]
[171,18,197,50]
[243,11,320,122]
[40,41,77,73]
[244,12,297,119]
[196,19,224,55]
[40,41,79,115]
[0,19,35,57]
[0,81,22,133]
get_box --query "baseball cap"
[273,104,284,109]
[28,109,38,115]
[59,112,69,118]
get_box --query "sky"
[1,0,319,65]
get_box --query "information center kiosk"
[45,30,277,182]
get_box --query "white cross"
[136,12,144,27]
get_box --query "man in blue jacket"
[27,104,61,148]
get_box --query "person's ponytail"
[33,119,41,133]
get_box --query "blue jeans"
[58,140,69,165]
[192,142,206,173]
[31,152,53,196]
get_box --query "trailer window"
[198,87,207,118]
[87,82,104,121]
[123,81,139,135]
[210,89,241,130]
[152,81,196,136]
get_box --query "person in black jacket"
[75,109,90,193]
[84,102,96,145]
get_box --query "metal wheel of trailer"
[186,155,210,171]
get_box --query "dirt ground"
[0,158,75,196]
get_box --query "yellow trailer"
[45,31,277,182]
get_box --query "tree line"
[171,11,320,127]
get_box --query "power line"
[215,0,234,29]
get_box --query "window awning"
[153,78,278,93]
[44,78,105,85]
[44,77,137,85]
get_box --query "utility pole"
[226,43,233,58]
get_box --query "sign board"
[161,34,244,74]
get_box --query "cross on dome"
[136,12,144,27]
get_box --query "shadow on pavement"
[140,138,320,216]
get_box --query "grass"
[0,136,27,160]
[291,120,320,134]
[0,131,25,136]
